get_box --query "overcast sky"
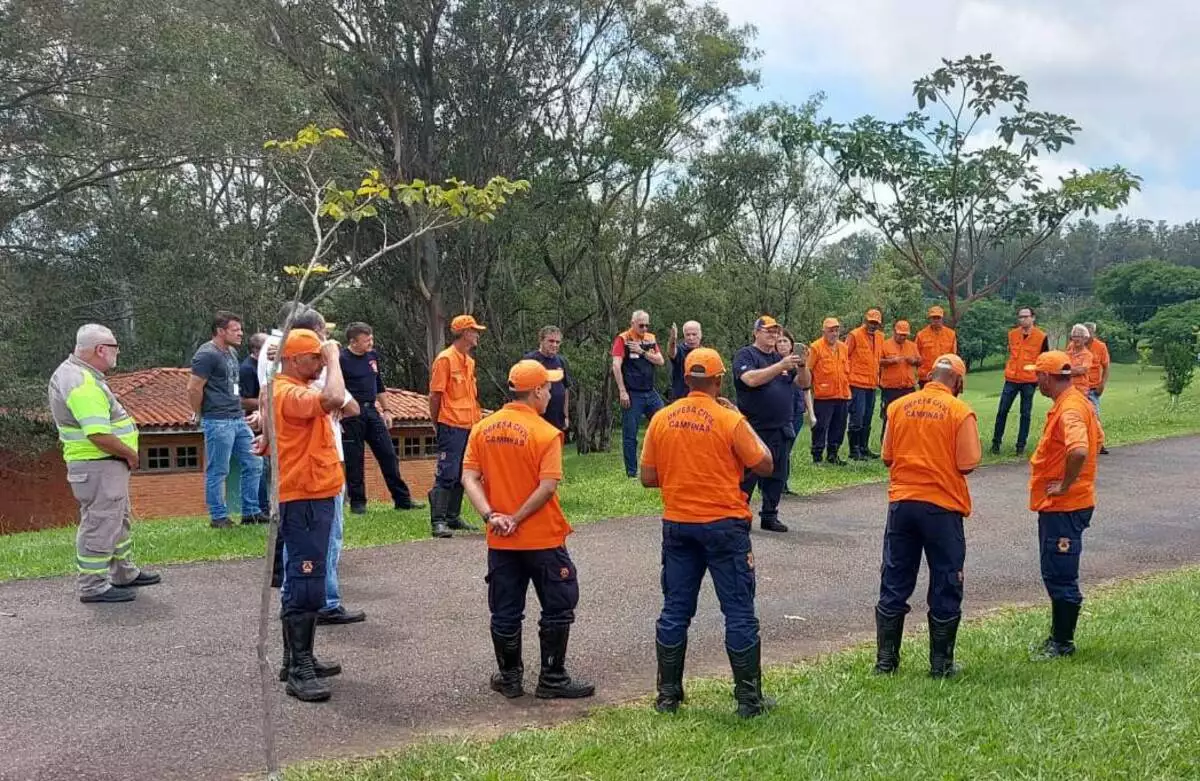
[714,0,1199,224]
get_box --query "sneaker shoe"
[210,518,233,529]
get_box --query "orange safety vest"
[1004,327,1048,384]
[846,326,883,390]
[1087,339,1110,389]
[915,325,957,383]
[808,339,851,401]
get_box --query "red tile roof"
[107,368,432,431]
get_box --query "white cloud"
[715,0,1200,222]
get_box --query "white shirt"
[259,328,350,462]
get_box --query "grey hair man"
[48,324,161,603]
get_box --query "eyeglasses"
[100,343,120,351]
[635,323,649,329]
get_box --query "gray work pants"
[66,459,140,596]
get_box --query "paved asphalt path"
[2,437,1199,781]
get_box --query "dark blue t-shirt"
[340,348,386,406]
[732,345,795,432]
[523,350,572,430]
[238,355,260,404]
[191,341,243,419]
[670,343,698,400]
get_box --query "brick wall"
[0,451,77,533]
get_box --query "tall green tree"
[798,54,1140,323]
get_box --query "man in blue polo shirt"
[339,322,423,514]
[667,320,703,401]
[524,325,573,432]
[733,316,810,533]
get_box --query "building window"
[392,435,438,459]
[175,446,200,470]
[146,446,171,470]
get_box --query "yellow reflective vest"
[47,356,138,462]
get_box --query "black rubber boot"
[445,484,477,531]
[279,618,343,682]
[873,606,905,675]
[728,642,775,718]
[428,488,452,539]
[1034,600,1080,659]
[849,430,866,460]
[283,613,333,702]
[534,626,595,699]
[990,441,1001,455]
[928,613,961,679]
[654,639,687,713]
[826,449,847,466]
[489,629,525,698]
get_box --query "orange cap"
[450,314,487,333]
[822,317,841,330]
[893,320,911,336]
[755,315,780,331]
[933,353,966,377]
[1026,350,1073,375]
[866,308,883,324]
[507,359,563,392]
[684,347,726,378]
[281,329,322,358]
[927,306,945,318]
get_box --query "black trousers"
[877,500,966,621]
[879,387,915,440]
[486,547,579,635]
[811,399,849,459]
[341,406,414,508]
[740,426,789,524]
[279,498,334,618]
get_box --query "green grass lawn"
[1,363,1196,583]
[285,567,1200,781]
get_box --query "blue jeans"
[848,386,877,447]
[657,519,759,651]
[1087,389,1102,418]
[993,381,1037,449]
[201,417,263,520]
[622,390,664,476]
[877,500,966,620]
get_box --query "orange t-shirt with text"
[1087,339,1110,389]
[806,339,851,400]
[1029,387,1102,513]
[429,346,481,428]
[915,325,958,383]
[640,392,768,523]
[881,382,979,516]
[272,375,345,503]
[880,338,920,390]
[463,402,571,550]
[846,326,884,389]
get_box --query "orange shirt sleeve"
[639,420,658,469]
[880,424,893,463]
[463,429,481,472]
[538,431,564,480]
[805,345,818,371]
[429,355,450,394]
[1060,408,1090,453]
[955,413,981,472]
[278,384,325,419]
[731,418,768,468]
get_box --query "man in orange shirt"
[992,306,1050,455]
[846,309,885,460]
[807,317,852,465]
[878,320,921,442]
[641,348,776,718]
[1026,351,1102,660]
[1067,324,1094,395]
[1083,322,1111,455]
[611,309,666,477]
[915,306,958,387]
[875,355,980,679]
[270,329,349,703]
[428,314,486,538]
[462,360,594,701]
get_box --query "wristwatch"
[483,511,495,522]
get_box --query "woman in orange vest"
[846,309,884,461]
[806,317,852,466]
[1025,351,1102,660]
[991,306,1050,455]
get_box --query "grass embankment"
[286,567,1200,780]
[2,363,1196,582]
